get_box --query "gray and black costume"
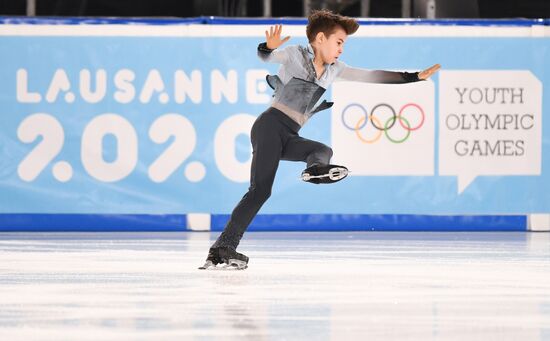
[210,42,420,251]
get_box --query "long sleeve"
[257,42,290,64]
[336,64,420,84]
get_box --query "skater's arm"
[336,63,441,84]
[336,64,420,84]
[257,25,291,63]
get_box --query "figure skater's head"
[306,10,359,64]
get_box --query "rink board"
[1,17,549,231]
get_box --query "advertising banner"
[0,20,548,221]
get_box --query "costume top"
[257,42,420,126]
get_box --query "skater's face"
[314,26,348,64]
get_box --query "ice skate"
[301,164,349,184]
[198,247,249,270]
[198,260,216,270]
[221,258,249,270]
[198,247,223,270]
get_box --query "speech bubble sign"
[331,79,435,176]
[439,71,542,194]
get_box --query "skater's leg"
[211,115,283,251]
[282,135,348,184]
[281,135,333,167]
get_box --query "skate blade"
[301,168,350,181]
[224,259,248,270]
[328,167,349,181]
[198,260,248,270]
[198,260,216,270]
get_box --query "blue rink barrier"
[1,17,548,232]
[0,214,526,232]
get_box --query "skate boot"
[301,164,349,184]
[218,247,249,270]
[198,246,249,270]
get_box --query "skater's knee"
[325,146,333,159]
[316,145,333,164]
[250,185,271,202]
[257,187,272,202]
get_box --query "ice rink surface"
[1,231,549,340]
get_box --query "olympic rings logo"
[341,103,425,144]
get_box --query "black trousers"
[211,107,333,250]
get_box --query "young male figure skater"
[200,10,440,269]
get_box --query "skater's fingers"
[430,63,441,71]
[281,36,291,44]
[419,63,441,80]
[427,64,441,74]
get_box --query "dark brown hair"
[306,10,359,43]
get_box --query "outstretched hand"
[265,25,290,50]
[418,64,441,80]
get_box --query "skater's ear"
[315,31,327,44]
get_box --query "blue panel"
[0,214,186,231]
[211,214,526,232]
[0,214,525,232]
